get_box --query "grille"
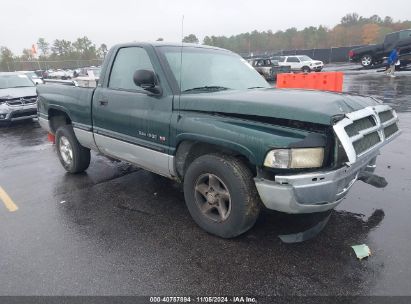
[379,110,394,123]
[333,105,400,164]
[23,98,37,104]
[384,123,399,138]
[5,96,37,106]
[6,100,23,106]
[353,132,381,154]
[345,116,376,137]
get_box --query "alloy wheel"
[194,173,232,222]
[59,136,73,165]
[361,55,372,67]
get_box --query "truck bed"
[37,84,95,128]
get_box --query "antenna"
[178,15,184,118]
[179,15,184,93]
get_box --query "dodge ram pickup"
[37,42,401,238]
[349,29,411,67]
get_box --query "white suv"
[277,55,324,72]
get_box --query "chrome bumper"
[255,152,378,214]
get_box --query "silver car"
[0,72,38,123]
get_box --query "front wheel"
[361,54,373,67]
[301,66,311,73]
[55,125,90,173]
[183,154,261,238]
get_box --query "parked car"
[73,67,101,87]
[349,29,411,67]
[18,71,44,85]
[0,72,38,123]
[76,67,101,78]
[277,55,324,72]
[48,69,72,80]
[37,42,400,238]
[248,58,291,80]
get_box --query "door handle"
[99,100,108,106]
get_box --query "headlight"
[264,148,324,169]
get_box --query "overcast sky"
[1,0,410,53]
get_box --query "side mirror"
[133,69,162,95]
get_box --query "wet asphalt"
[0,67,411,298]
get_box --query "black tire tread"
[55,125,90,173]
[184,153,260,238]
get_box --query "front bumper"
[255,152,378,214]
[0,104,37,122]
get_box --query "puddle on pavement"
[343,72,411,113]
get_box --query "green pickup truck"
[37,42,401,238]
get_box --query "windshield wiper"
[182,86,230,93]
[9,86,33,88]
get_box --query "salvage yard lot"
[1,69,411,296]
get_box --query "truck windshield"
[0,74,34,89]
[157,46,270,93]
[298,55,312,62]
[24,72,40,79]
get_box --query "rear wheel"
[55,125,90,173]
[361,54,373,67]
[183,154,261,238]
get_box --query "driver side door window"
[108,47,154,91]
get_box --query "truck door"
[92,46,174,177]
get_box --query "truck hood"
[179,88,379,125]
[0,87,37,99]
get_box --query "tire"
[301,66,311,73]
[361,54,373,67]
[55,125,90,173]
[183,153,261,238]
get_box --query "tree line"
[0,36,107,71]
[1,13,411,71]
[185,13,411,55]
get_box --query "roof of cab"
[111,42,232,53]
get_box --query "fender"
[175,114,314,166]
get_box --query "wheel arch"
[174,139,256,180]
[48,107,72,133]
